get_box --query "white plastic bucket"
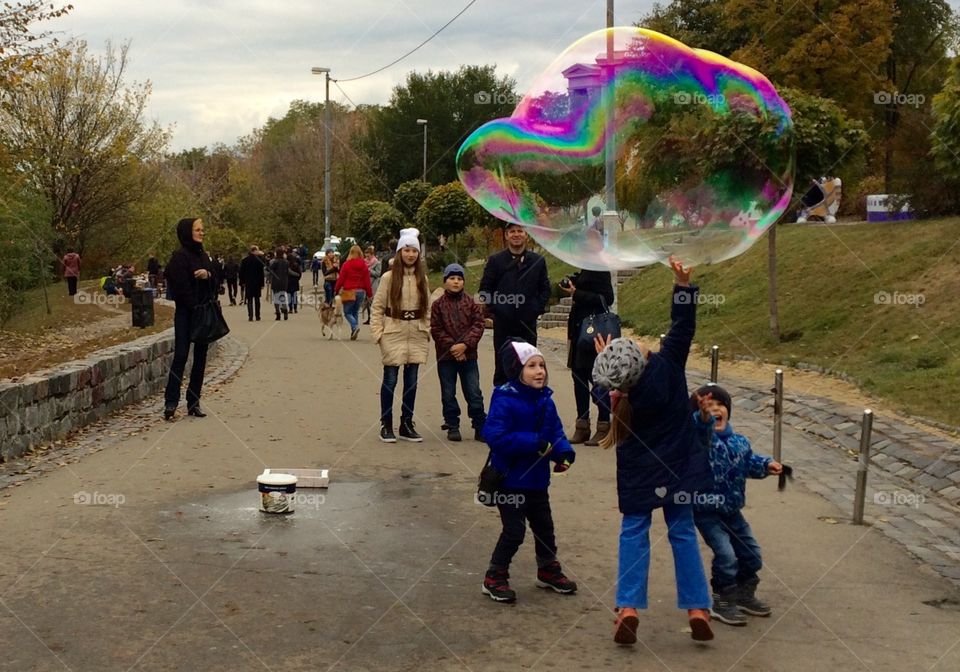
[257,472,297,514]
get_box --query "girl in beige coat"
[370,228,431,442]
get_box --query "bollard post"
[852,409,874,525]
[772,369,783,463]
[659,333,666,349]
[710,345,719,383]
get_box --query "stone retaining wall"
[0,330,221,460]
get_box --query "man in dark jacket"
[239,246,266,321]
[478,223,551,386]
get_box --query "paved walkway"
[1,310,959,671]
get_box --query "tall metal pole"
[422,123,428,182]
[324,72,332,248]
[605,0,618,310]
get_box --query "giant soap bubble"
[457,28,795,270]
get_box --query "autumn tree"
[0,1,73,96]
[362,66,517,190]
[1,41,169,257]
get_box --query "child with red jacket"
[430,263,486,441]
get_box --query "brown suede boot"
[569,418,591,444]
[584,421,610,446]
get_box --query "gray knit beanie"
[592,337,646,392]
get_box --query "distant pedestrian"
[478,222,551,386]
[321,249,339,304]
[269,247,290,320]
[163,218,215,420]
[239,245,265,321]
[334,245,373,340]
[147,254,161,290]
[311,254,321,287]
[287,254,302,314]
[62,249,81,296]
[363,246,382,325]
[223,255,239,305]
[370,228,430,443]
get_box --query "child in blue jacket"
[692,384,782,626]
[481,339,577,603]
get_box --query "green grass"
[614,218,960,425]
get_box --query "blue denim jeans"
[343,289,365,331]
[437,359,486,430]
[380,364,419,427]
[324,281,334,304]
[694,510,763,591]
[616,502,711,609]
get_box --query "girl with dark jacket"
[562,270,614,445]
[269,249,290,320]
[163,218,215,420]
[591,257,714,646]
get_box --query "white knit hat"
[396,228,421,253]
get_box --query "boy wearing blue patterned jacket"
[691,384,783,627]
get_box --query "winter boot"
[584,420,610,446]
[736,579,772,617]
[442,424,461,442]
[710,587,747,626]
[482,568,516,603]
[536,561,577,594]
[569,418,591,444]
[398,417,423,442]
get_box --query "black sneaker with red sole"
[536,562,578,594]
[482,569,516,603]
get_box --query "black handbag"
[578,297,621,352]
[190,281,230,344]
[477,450,505,507]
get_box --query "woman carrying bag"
[561,270,615,445]
[163,217,216,420]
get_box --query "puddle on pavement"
[158,482,379,542]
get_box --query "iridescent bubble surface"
[457,28,795,270]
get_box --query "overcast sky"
[48,0,960,152]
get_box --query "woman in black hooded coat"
[163,217,216,420]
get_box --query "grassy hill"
[616,219,958,426]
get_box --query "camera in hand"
[559,277,571,289]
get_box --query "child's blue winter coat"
[692,414,771,514]
[484,382,575,490]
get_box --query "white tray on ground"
[261,468,329,488]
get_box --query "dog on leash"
[317,295,344,340]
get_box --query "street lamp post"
[417,119,428,182]
[311,66,332,249]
